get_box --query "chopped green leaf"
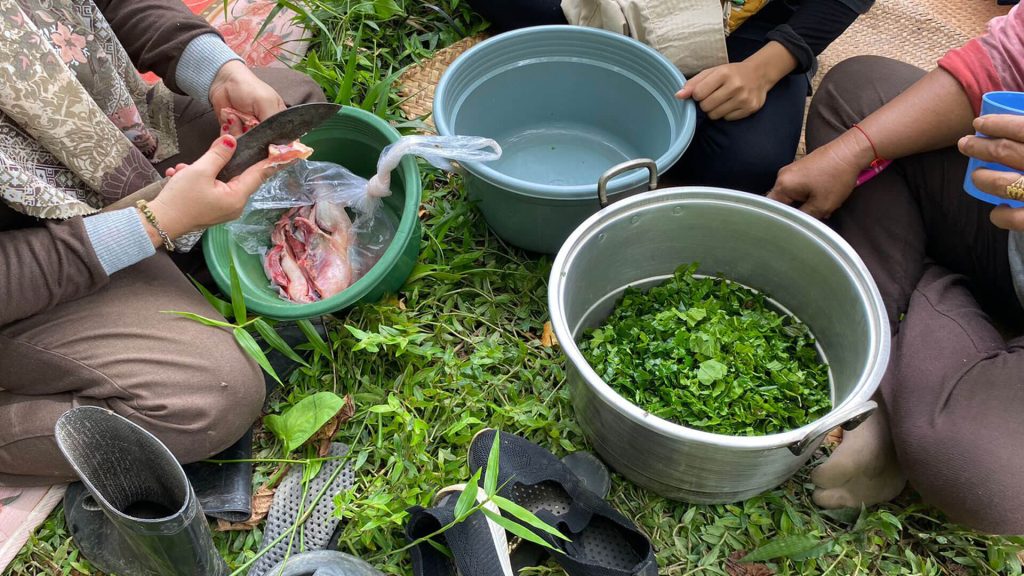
[579,264,831,436]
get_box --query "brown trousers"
[0,68,325,486]
[812,57,1024,534]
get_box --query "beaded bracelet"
[136,199,175,252]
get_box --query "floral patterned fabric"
[0,0,175,219]
[141,0,310,84]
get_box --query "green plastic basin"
[203,107,422,320]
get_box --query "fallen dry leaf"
[311,395,356,457]
[214,485,276,531]
[725,551,775,576]
[418,208,427,218]
[541,321,558,348]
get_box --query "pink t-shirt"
[939,5,1024,115]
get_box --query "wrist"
[177,34,242,104]
[135,208,166,250]
[745,41,798,91]
[829,129,879,174]
[146,198,190,244]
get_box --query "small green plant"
[165,259,324,385]
[579,263,831,436]
[378,431,570,560]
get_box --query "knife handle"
[102,178,167,213]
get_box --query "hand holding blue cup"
[962,91,1024,209]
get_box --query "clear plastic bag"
[364,135,502,203]
[227,161,395,298]
[227,135,501,302]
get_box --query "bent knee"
[890,396,1024,534]
[126,336,265,464]
[816,56,913,102]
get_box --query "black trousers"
[466,0,809,193]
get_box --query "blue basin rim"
[434,25,696,201]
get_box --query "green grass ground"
[8,1,1024,574]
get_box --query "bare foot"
[811,410,907,509]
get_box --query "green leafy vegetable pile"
[579,263,831,436]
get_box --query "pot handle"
[787,400,877,456]
[597,159,658,208]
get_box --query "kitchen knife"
[103,102,342,212]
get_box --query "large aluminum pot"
[548,187,890,503]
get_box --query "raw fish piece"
[278,244,317,303]
[268,141,314,166]
[312,201,354,257]
[293,217,352,299]
[263,244,289,289]
[219,107,260,132]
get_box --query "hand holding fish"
[210,61,286,137]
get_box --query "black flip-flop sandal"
[405,484,513,576]
[509,451,612,574]
[468,430,658,576]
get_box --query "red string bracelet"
[851,124,887,169]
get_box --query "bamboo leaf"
[741,535,825,563]
[162,311,234,328]
[481,508,557,552]
[188,276,233,319]
[483,431,500,496]
[335,25,363,105]
[453,473,480,520]
[254,3,285,41]
[229,259,247,324]
[234,327,280,385]
[253,319,308,367]
[491,496,570,541]
[297,319,331,358]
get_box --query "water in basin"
[489,121,640,188]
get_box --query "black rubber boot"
[184,427,254,522]
[55,406,227,576]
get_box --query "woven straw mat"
[398,35,487,129]
[398,0,1011,148]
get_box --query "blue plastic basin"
[434,25,696,254]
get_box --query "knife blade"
[103,102,342,212]
[218,102,342,181]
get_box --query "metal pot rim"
[548,187,891,451]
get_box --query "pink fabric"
[939,5,1024,115]
[0,485,67,572]
[205,0,310,68]
[140,0,310,84]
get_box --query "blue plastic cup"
[964,91,1024,208]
